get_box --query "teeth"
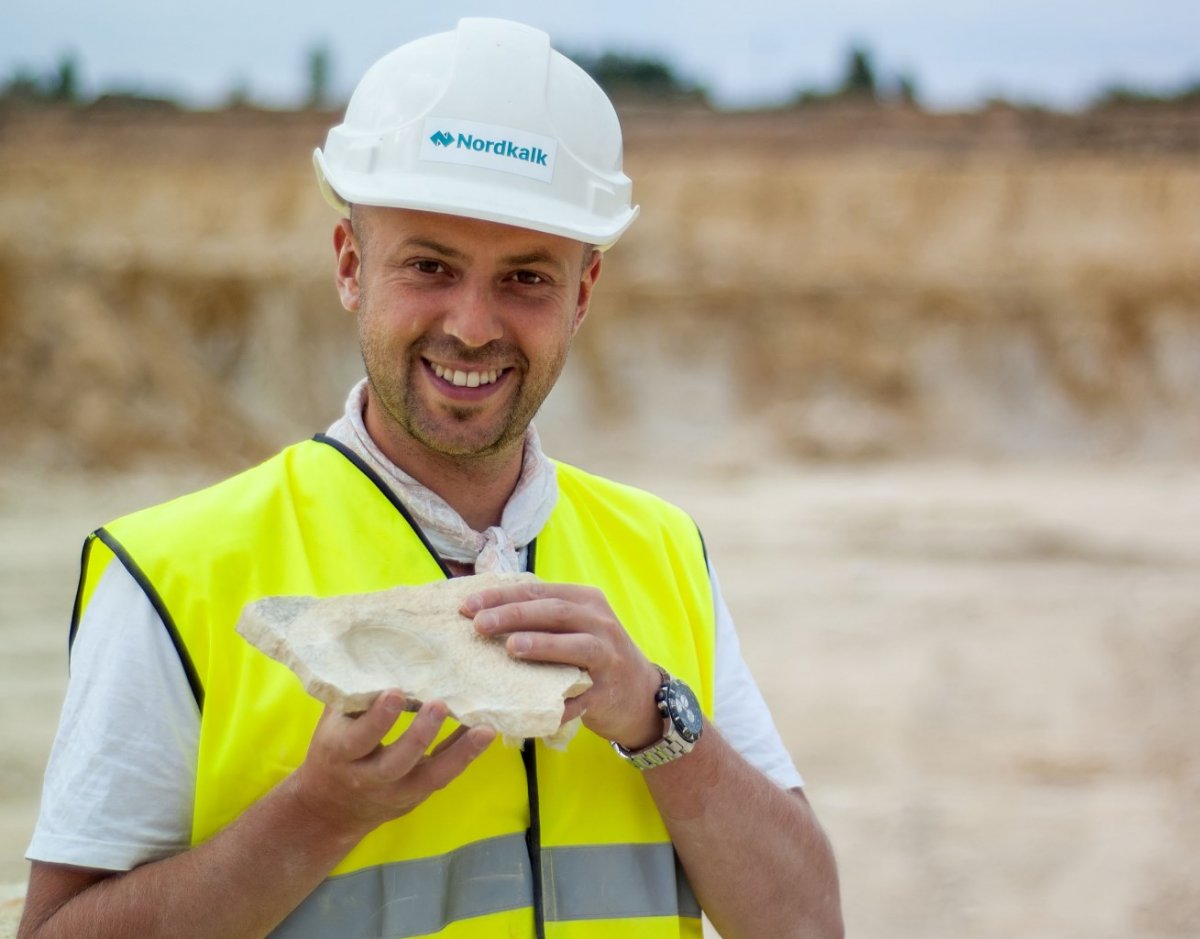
[432,363,501,387]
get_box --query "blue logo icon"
[429,130,454,147]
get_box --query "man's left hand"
[461,582,663,749]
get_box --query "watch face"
[665,680,703,743]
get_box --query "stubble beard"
[362,333,565,462]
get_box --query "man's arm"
[644,726,842,939]
[465,582,844,939]
[19,694,495,939]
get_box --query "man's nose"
[441,282,504,348]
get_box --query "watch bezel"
[611,667,703,769]
[659,678,703,743]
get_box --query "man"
[20,18,841,939]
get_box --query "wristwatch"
[611,666,703,769]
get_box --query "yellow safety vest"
[73,436,715,938]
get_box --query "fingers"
[367,707,494,799]
[412,725,497,792]
[466,584,624,675]
[469,594,608,639]
[560,695,587,725]
[320,690,410,762]
[303,695,496,829]
[319,693,493,783]
[461,582,600,623]
[502,630,608,671]
[460,581,659,744]
[429,723,472,756]
[370,700,450,781]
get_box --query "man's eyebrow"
[502,250,568,272]
[402,237,468,260]
[400,238,568,273]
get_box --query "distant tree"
[594,52,674,93]
[788,44,924,108]
[52,53,79,102]
[225,76,253,109]
[2,54,82,104]
[569,49,705,102]
[839,44,877,98]
[1093,78,1200,107]
[306,44,332,109]
[895,71,919,106]
[3,67,44,101]
[791,86,834,106]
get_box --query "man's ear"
[333,218,362,312]
[572,248,603,332]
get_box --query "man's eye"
[513,270,545,285]
[413,260,445,274]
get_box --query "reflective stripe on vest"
[541,843,700,922]
[271,834,699,938]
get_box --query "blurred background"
[1,3,1198,937]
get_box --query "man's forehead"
[358,205,587,264]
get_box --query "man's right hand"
[19,692,494,939]
[289,690,496,842]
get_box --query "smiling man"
[20,18,841,939]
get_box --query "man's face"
[334,207,601,467]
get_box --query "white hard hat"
[314,18,639,249]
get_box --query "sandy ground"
[1,459,1198,937]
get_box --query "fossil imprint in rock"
[236,572,591,741]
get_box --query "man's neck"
[364,411,523,532]
[398,447,522,533]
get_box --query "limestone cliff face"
[2,104,1197,467]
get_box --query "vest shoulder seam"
[68,531,98,655]
[311,434,453,579]
[92,527,205,712]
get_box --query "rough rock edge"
[236,573,592,743]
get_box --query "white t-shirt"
[28,494,803,873]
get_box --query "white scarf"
[323,379,557,573]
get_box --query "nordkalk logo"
[427,128,549,167]
[421,118,556,183]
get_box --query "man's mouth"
[429,362,506,388]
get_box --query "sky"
[4,1,1198,111]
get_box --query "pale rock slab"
[236,572,591,741]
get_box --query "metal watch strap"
[610,666,697,770]
[619,734,692,770]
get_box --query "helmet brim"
[314,149,638,251]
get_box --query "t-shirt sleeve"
[26,560,200,871]
[710,561,805,790]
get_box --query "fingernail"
[474,611,497,632]
[461,596,481,615]
[472,728,496,751]
[383,693,404,714]
[509,634,531,655]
